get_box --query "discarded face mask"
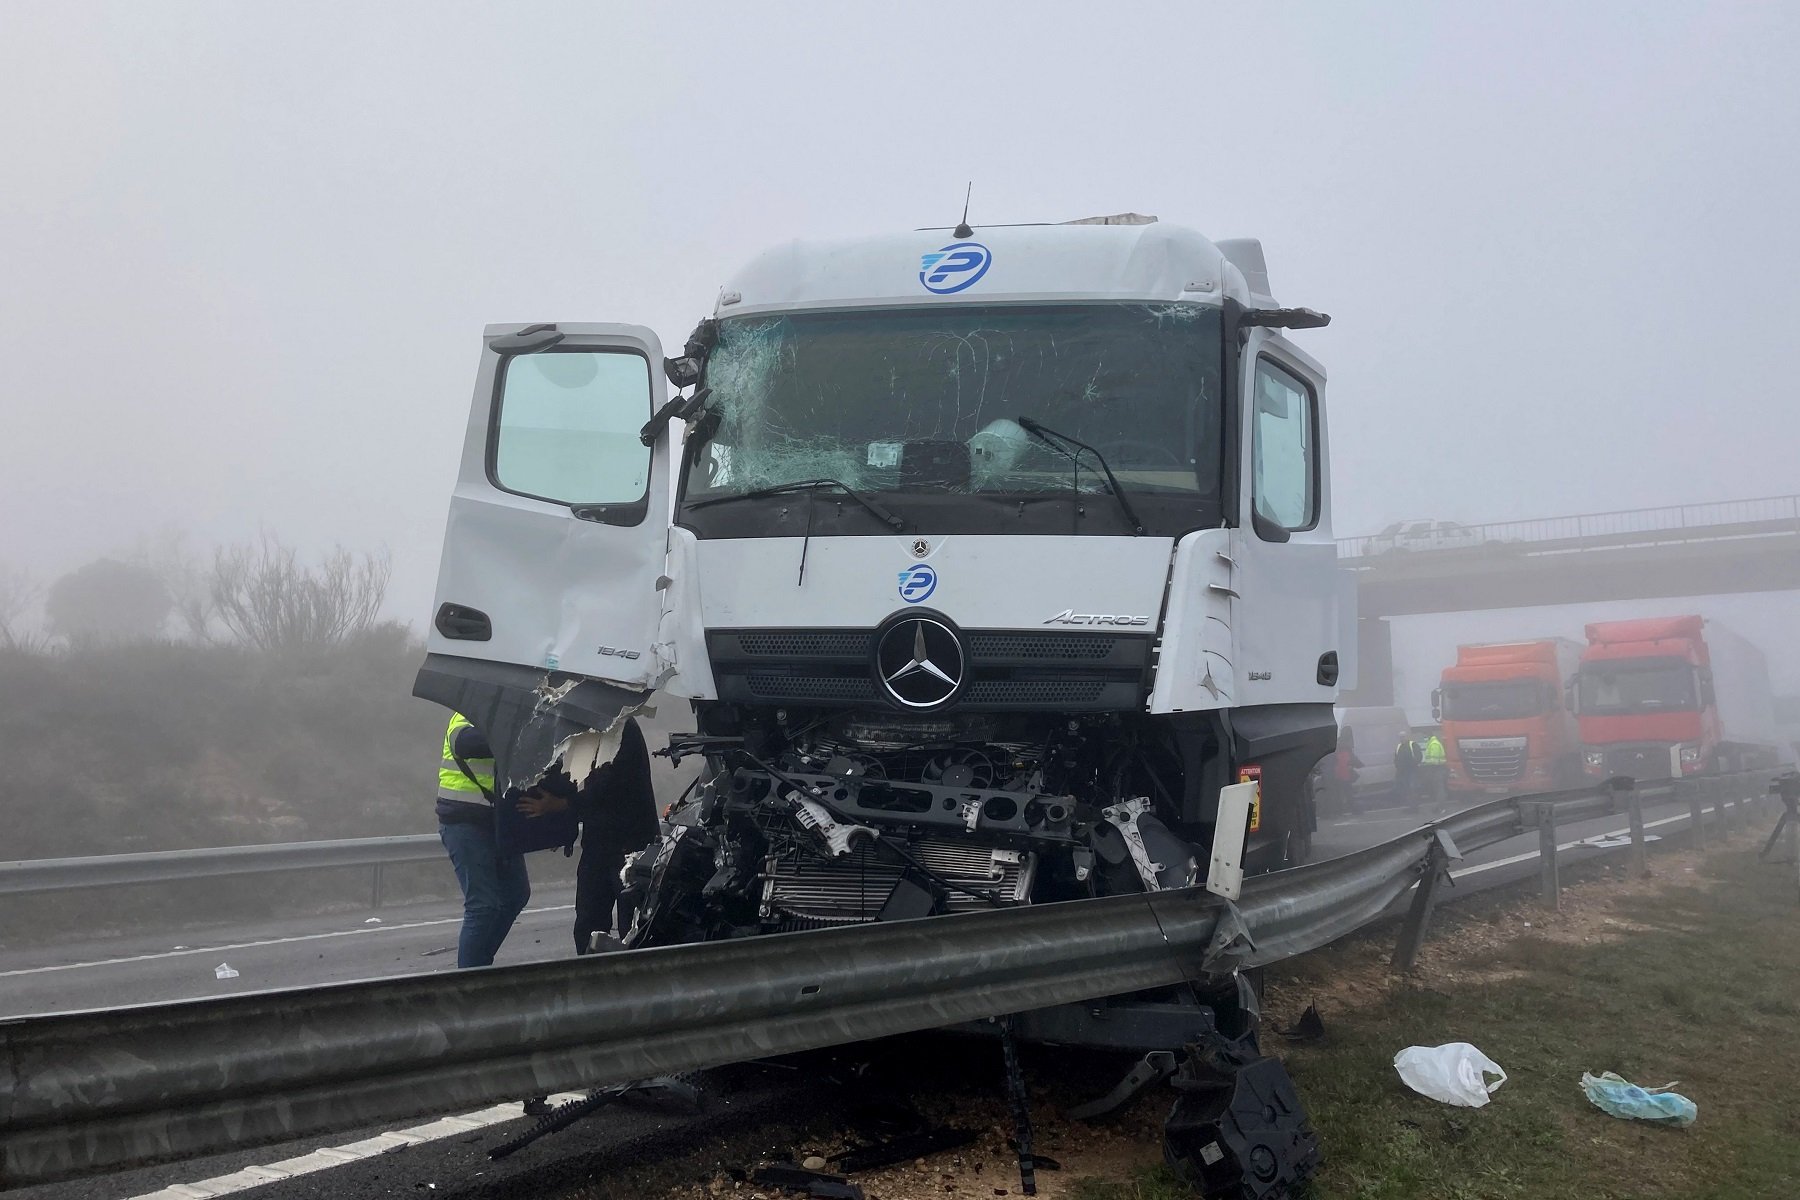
[1579,1071,1697,1127]
[1393,1042,1507,1107]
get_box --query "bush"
[0,629,444,861]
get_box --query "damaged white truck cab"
[416,215,1341,943]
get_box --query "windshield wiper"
[1016,417,1146,535]
[686,478,906,531]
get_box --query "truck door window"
[1251,358,1316,532]
[491,350,652,509]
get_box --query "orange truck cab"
[1433,639,1583,797]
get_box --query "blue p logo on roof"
[919,242,991,294]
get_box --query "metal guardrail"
[0,771,1777,1187]
[0,835,440,899]
[1337,491,1800,559]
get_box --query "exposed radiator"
[761,838,1035,924]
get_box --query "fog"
[3,1,1799,638]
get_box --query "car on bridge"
[1365,519,1495,554]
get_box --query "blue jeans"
[439,819,531,968]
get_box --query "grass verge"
[1075,843,1800,1200]
[590,839,1794,1200]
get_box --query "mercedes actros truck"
[415,213,1342,946]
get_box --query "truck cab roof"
[713,220,1276,317]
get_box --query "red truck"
[1433,640,1583,797]
[1574,615,1780,780]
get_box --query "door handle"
[435,603,493,642]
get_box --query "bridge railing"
[1338,492,1800,560]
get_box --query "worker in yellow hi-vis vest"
[1419,731,1448,811]
[436,712,535,969]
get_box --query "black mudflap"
[1162,1054,1319,1200]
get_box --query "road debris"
[1278,1002,1326,1043]
[1393,1043,1507,1107]
[1579,1071,1698,1126]
[213,963,239,980]
[750,1163,864,1198]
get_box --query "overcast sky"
[4,1,1798,640]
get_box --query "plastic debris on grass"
[1580,1071,1698,1126]
[1394,1043,1507,1107]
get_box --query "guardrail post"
[371,863,386,910]
[1687,779,1707,850]
[1614,777,1647,878]
[1537,803,1560,909]
[1392,830,1462,973]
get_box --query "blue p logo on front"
[919,242,991,294]
[898,563,937,603]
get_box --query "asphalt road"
[0,887,586,1020]
[4,786,1776,1200]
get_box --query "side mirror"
[1431,688,1443,723]
[1250,509,1291,544]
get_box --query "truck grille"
[1458,738,1528,782]
[1603,745,1673,781]
[709,627,1151,711]
[761,839,1034,923]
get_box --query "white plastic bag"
[1393,1042,1507,1107]
[214,963,239,980]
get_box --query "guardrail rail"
[0,770,1780,1188]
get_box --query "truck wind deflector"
[489,324,565,353]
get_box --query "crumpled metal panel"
[413,653,650,795]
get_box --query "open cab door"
[415,322,676,794]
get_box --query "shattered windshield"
[1577,659,1697,715]
[682,304,1222,504]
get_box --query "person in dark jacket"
[1394,735,1421,811]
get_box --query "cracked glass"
[683,304,1223,505]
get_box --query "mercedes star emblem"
[876,616,965,709]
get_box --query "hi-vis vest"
[438,712,496,804]
[1422,735,1447,766]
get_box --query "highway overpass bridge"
[1338,493,1800,705]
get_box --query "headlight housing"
[1679,743,1703,768]
[1583,749,1605,770]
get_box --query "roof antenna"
[954,182,973,239]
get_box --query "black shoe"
[522,1096,552,1117]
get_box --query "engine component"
[761,838,1034,926]
[1101,798,1199,891]
[1163,1055,1319,1200]
[792,794,878,857]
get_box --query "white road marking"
[0,904,574,979]
[128,1093,588,1199]
[1450,810,1703,879]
